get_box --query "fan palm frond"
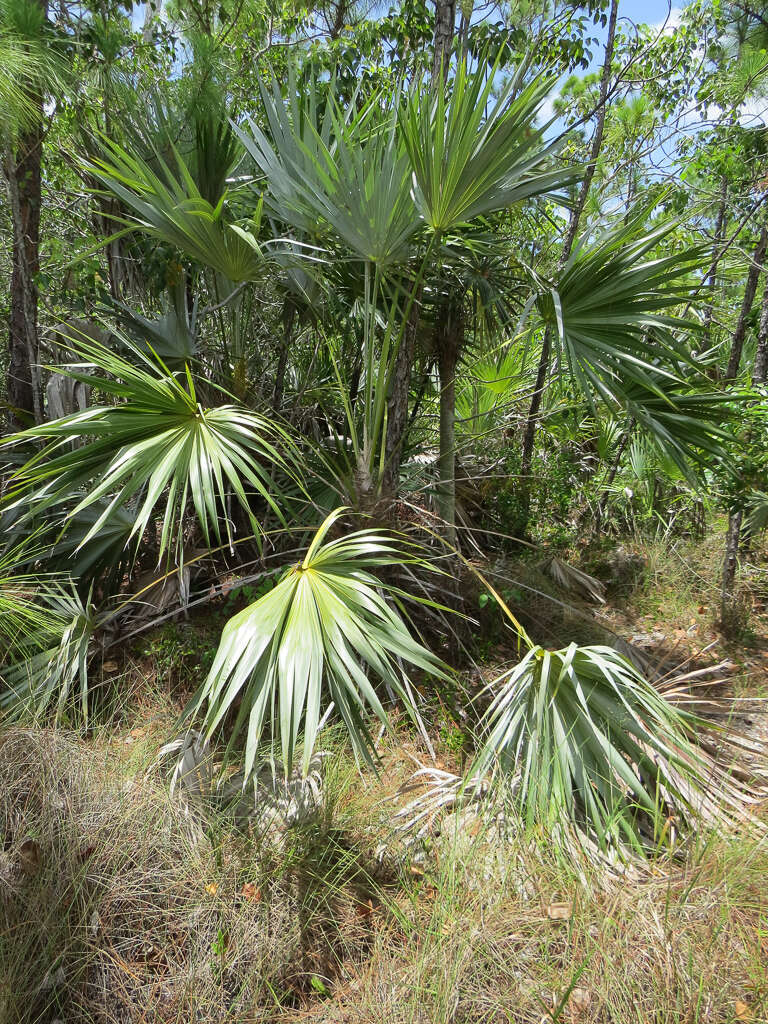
[192,507,450,778]
[1,336,301,562]
[400,54,580,233]
[0,587,106,724]
[83,137,264,282]
[472,643,761,858]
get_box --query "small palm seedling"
[471,642,760,859]
[190,507,450,779]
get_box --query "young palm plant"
[190,507,450,778]
[471,642,759,859]
[0,586,107,725]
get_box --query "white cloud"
[651,7,683,36]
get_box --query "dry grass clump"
[287,820,768,1024]
[0,724,766,1024]
[0,729,380,1023]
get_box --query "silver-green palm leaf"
[473,643,754,858]
[193,508,450,777]
[1,336,300,561]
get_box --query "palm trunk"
[383,285,422,499]
[432,0,456,80]
[518,0,618,528]
[435,300,463,541]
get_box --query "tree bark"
[753,270,768,383]
[4,0,47,429]
[435,299,463,541]
[6,123,45,427]
[720,220,768,632]
[382,283,423,498]
[517,0,618,527]
[720,509,744,635]
[432,0,455,80]
[725,223,768,379]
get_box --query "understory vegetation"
[1,0,768,1020]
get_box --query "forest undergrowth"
[2,523,766,1024]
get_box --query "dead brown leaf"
[546,900,572,921]
[18,838,41,876]
[241,882,262,903]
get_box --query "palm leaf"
[237,71,419,269]
[399,54,580,233]
[191,508,450,777]
[540,215,733,474]
[82,136,264,282]
[0,541,64,662]
[0,587,106,724]
[472,643,759,858]
[1,336,301,562]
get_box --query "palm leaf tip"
[193,508,450,779]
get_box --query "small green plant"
[438,712,466,758]
[142,623,215,688]
[210,928,228,977]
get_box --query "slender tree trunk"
[720,510,744,635]
[720,223,768,632]
[5,135,45,427]
[519,324,552,501]
[435,300,463,541]
[518,0,618,528]
[4,0,47,429]
[383,285,422,498]
[273,297,295,412]
[725,223,768,379]
[753,270,768,383]
[432,0,456,80]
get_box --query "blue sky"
[619,0,680,26]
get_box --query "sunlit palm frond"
[543,216,703,399]
[237,71,419,269]
[472,643,760,859]
[192,508,450,778]
[83,136,264,282]
[1,336,301,562]
[400,54,580,233]
[0,541,63,661]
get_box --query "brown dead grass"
[1,723,765,1024]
